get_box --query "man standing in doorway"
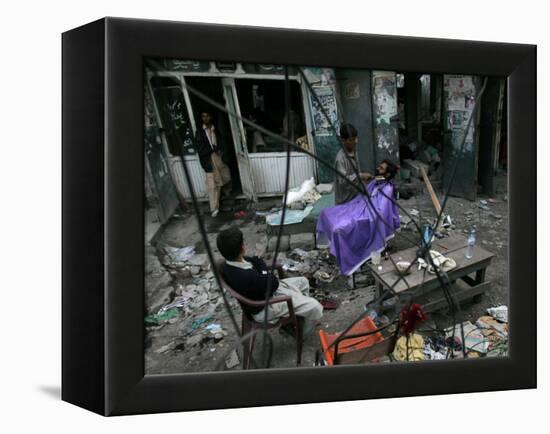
[334,123,373,205]
[196,110,232,217]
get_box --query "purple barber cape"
[316,180,400,276]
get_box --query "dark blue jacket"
[221,256,279,316]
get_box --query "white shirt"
[225,258,253,270]
[203,124,218,150]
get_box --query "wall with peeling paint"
[304,67,341,183]
[372,71,400,164]
[335,69,375,173]
[442,75,481,200]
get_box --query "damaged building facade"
[144,59,506,225]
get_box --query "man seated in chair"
[317,159,401,277]
[217,227,323,335]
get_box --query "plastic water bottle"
[366,309,378,322]
[466,228,476,259]
[423,225,433,247]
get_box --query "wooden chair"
[317,316,397,365]
[216,260,304,369]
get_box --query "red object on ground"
[319,298,338,310]
[399,303,427,335]
[233,211,247,218]
[318,316,384,365]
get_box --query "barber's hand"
[360,172,373,181]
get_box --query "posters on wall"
[372,71,399,159]
[372,71,398,125]
[310,85,339,136]
[444,74,477,152]
[344,81,361,99]
[302,67,336,86]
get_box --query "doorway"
[234,79,306,153]
[185,76,243,196]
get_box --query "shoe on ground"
[211,209,219,217]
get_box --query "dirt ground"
[144,172,509,374]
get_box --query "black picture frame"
[62,17,536,416]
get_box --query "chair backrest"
[335,335,397,364]
[319,317,399,365]
[215,259,259,307]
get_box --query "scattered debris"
[284,177,316,206]
[225,349,240,369]
[146,170,509,373]
[158,296,189,313]
[185,334,204,347]
[188,253,209,268]
[290,248,317,260]
[319,297,339,310]
[487,305,508,323]
[190,315,213,330]
[424,336,447,360]
[487,339,509,357]
[445,321,489,354]
[164,246,195,264]
[402,159,430,179]
[204,323,227,340]
[256,208,280,217]
[145,309,180,327]
[155,341,180,354]
[400,214,412,226]
[478,200,490,210]
[476,316,508,341]
[313,270,335,283]
[382,296,398,309]
[393,334,425,361]
[315,183,333,194]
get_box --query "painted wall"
[372,71,400,164]
[303,67,341,183]
[442,75,481,200]
[144,83,179,223]
[478,78,505,196]
[336,69,376,173]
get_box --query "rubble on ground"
[145,173,509,373]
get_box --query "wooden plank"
[373,235,494,278]
[420,166,442,215]
[368,235,495,294]
[420,281,491,313]
[382,258,493,294]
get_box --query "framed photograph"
[62,17,536,416]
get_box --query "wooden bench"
[368,234,495,313]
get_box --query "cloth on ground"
[426,250,457,274]
[316,180,400,276]
[393,334,425,361]
[266,206,314,226]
